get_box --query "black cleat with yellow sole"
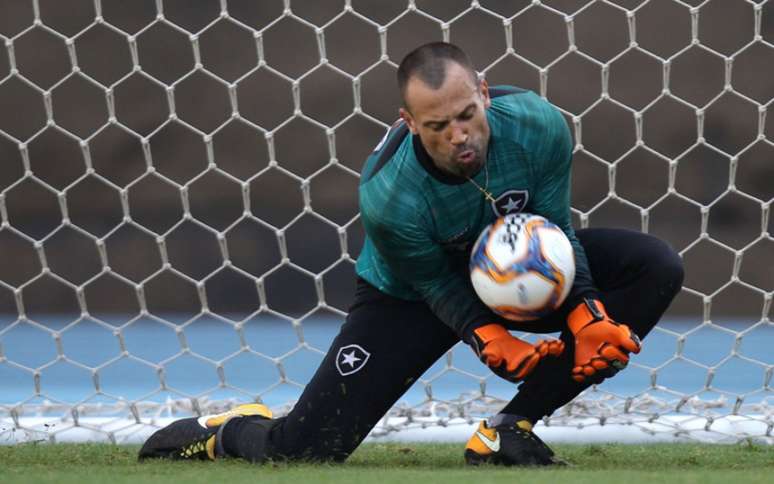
[464,417,565,466]
[138,403,272,461]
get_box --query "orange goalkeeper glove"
[568,298,641,383]
[471,324,564,382]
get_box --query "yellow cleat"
[139,403,272,461]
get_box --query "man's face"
[400,62,491,179]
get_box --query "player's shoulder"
[361,119,411,183]
[359,124,428,228]
[489,85,556,114]
[488,85,565,139]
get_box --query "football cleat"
[464,419,563,466]
[138,403,272,461]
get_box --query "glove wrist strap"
[473,323,509,344]
[568,298,606,335]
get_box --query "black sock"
[219,415,275,463]
[489,412,535,428]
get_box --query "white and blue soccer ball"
[469,213,576,321]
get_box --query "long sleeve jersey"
[355,86,598,341]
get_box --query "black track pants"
[222,228,684,462]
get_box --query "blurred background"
[0,0,772,326]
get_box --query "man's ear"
[480,78,491,109]
[399,107,417,135]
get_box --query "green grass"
[2,442,773,484]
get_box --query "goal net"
[1,0,772,445]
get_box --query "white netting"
[0,0,773,445]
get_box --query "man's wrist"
[461,316,497,346]
[567,298,608,334]
[465,322,507,356]
[563,289,600,314]
[583,297,605,321]
[473,324,509,344]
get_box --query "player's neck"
[412,134,468,185]
[412,135,490,185]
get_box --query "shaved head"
[397,42,478,110]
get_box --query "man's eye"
[459,110,474,120]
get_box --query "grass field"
[2,441,773,484]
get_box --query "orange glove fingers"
[481,345,535,379]
[618,325,642,353]
[511,352,540,379]
[546,340,565,357]
[599,344,630,365]
[535,342,548,358]
[572,368,593,382]
[534,339,565,358]
[489,347,539,379]
[472,324,564,382]
[567,299,644,384]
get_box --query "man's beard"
[456,157,483,178]
[452,144,485,178]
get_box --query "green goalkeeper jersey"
[356,86,598,338]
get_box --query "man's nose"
[449,124,468,145]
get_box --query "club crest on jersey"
[335,344,371,376]
[492,190,529,216]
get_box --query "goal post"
[1,0,773,444]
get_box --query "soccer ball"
[469,213,576,321]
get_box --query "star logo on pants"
[335,344,371,376]
[341,351,361,367]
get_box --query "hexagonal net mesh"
[0,0,773,444]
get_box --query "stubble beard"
[456,156,483,178]
[453,141,486,178]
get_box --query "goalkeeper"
[140,42,684,466]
